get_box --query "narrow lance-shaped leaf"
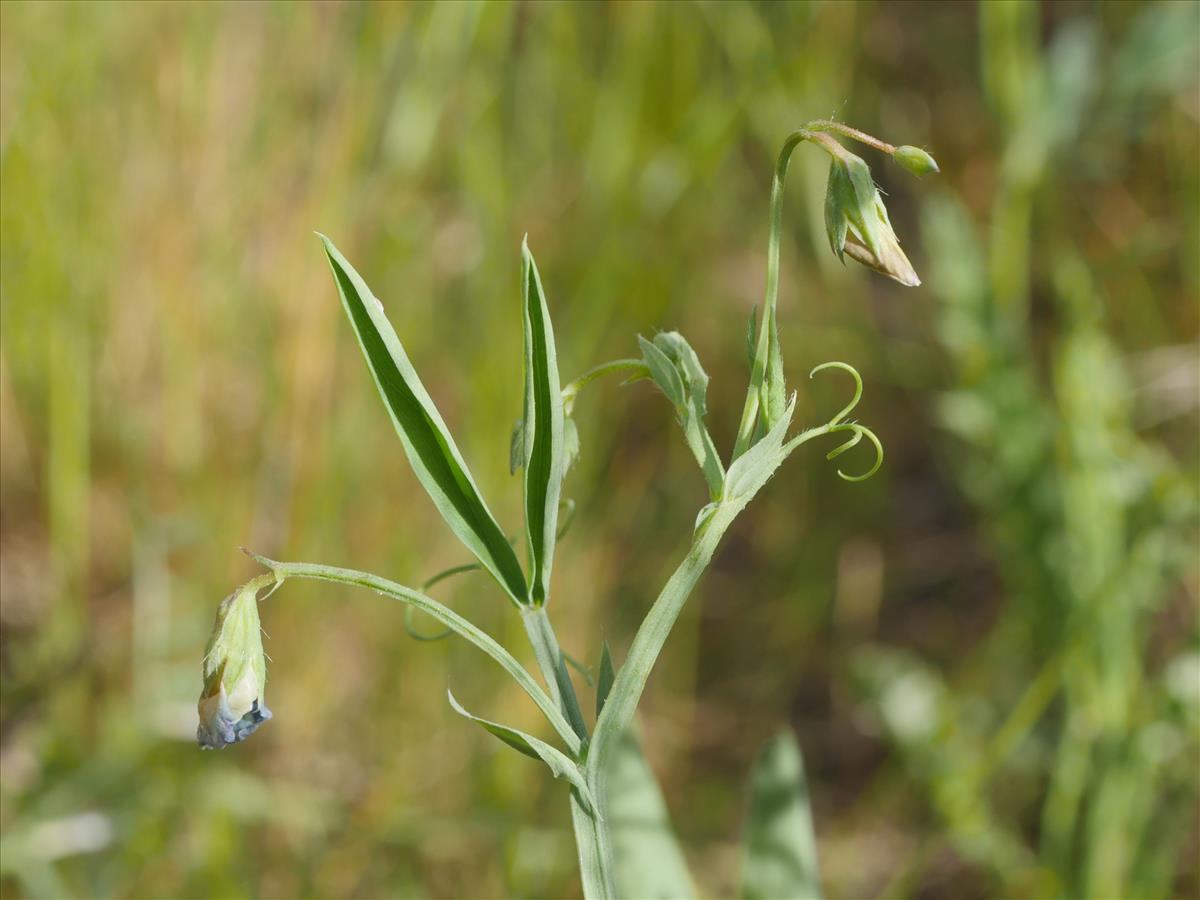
[318,234,528,606]
[607,729,697,899]
[740,731,823,900]
[447,689,597,815]
[521,239,566,605]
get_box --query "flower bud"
[842,233,920,287]
[893,145,940,177]
[197,579,272,749]
[823,151,921,287]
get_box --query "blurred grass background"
[1,1,1197,898]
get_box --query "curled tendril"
[826,423,884,482]
[825,423,864,459]
[562,650,595,687]
[403,606,452,642]
[808,361,883,482]
[402,563,482,642]
[404,501,577,644]
[556,498,577,542]
[809,361,863,426]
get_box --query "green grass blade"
[318,234,528,607]
[520,239,566,605]
[447,689,597,815]
[608,729,697,899]
[740,731,823,900]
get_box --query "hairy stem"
[805,119,897,155]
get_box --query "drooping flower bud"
[197,579,272,749]
[893,145,940,177]
[823,150,921,287]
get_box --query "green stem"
[521,608,615,897]
[805,119,897,155]
[731,122,887,462]
[571,791,617,899]
[586,423,844,785]
[521,606,590,742]
[256,558,582,756]
[571,426,845,894]
[587,500,743,789]
[732,130,807,460]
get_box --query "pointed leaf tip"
[521,243,565,605]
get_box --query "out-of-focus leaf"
[638,332,725,498]
[607,729,696,899]
[849,646,947,747]
[520,240,566,606]
[740,731,822,900]
[596,642,615,720]
[446,690,596,814]
[1108,2,1200,115]
[319,235,528,607]
[1032,19,1099,166]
